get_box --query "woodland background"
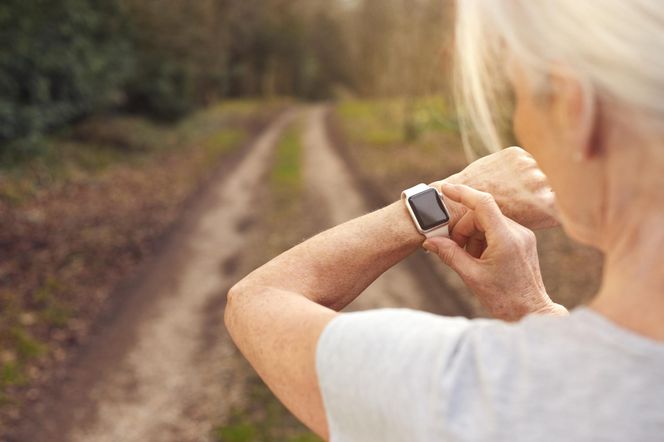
[1,0,452,149]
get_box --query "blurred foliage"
[0,0,132,143]
[337,96,458,146]
[0,0,451,151]
[0,0,354,147]
[0,100,271,202]
[213,315,318,442]
[334,97,467,197]
[338,99,407,146]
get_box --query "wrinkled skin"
[438,146,559,232]
[423,183,567,321]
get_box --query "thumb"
[423,237,477,277]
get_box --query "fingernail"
[422,241,438,253]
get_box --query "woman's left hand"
[438,146,559,231]
[423,183,567,321]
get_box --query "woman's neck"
[590,212,664,340]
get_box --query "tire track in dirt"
[10,110,299,442]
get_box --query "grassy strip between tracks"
[0,100,287,416]
[213,118,321,442]
[270,123,304,217]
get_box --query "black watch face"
[408,188,449,230]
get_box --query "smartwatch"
[401,183,451,238]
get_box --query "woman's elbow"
[224,281,245,336]
[224,279,266,333]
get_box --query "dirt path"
[10,105,458,442]
[10,110,298,442]
[66,110,298,442]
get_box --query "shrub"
[0,0,133,144]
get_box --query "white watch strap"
[402,183,430,199]
[401,183,450,238]
[424,224,449,238]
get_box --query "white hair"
[455,0,664,157]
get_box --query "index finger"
[440,183,508,237]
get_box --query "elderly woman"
[225,1,663,440]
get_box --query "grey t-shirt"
[316,307,664,441]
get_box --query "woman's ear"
[550,71,601,161]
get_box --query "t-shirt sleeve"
[316,308,479,442]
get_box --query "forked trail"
[11,106,456,442]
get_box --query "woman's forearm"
[229,201,423,310]
[228,146,561,310]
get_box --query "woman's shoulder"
[456,306,664,376]
[317,307,664,442]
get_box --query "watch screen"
[409,188,449,230]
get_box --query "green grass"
[337,98,405,146]
[0,314,47,374]
[33,277,72,328]
[408,95,460,134]
[270,123,303,211]
[214,421,257,442]
[212,377,322,442]
[0,326,44,404]
[200,129,247,164]
[10,327,45,360]
[1,362,25,388]
[0,361,26,405]
[0,99,282,205]
[0,287,49,374]
[334,96,468,201]
[337,96,458,147]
